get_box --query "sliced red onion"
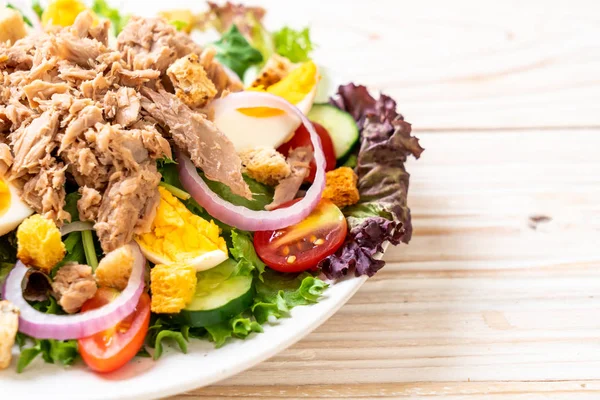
[177,91,326,231]
[2,243,146,340]
[60,221,94,236]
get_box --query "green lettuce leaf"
[91,0,129,34]
[32,0,43,18]
[202,172,273,211]
[205,314,263,348]
[230,230,265,278]
[16,336,78,373]
[15,298,78,372]
[211,25,263,78]
[252,270,328,324]
[273,27,314,63]
[0,232,17,298]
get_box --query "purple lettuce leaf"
[319,84,424,278]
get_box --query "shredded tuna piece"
[21,160,70,223]
[52,263,97,314]
[0,13,245,251]
[9,110,60,180]
[141,88,251,199]
[22,80,70,109]
[266,146,313,210]
[0,143,13,177]
[78,186,102,222]
[115,87,141,126]
[94,163,161,252]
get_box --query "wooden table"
[173,0,600,398]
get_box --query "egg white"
[213,65,320,152]
[138,244,228,272]
[212,105,301,152]
[0,181,34,236]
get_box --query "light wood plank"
[175,382,600,399]
[264,0,600,130]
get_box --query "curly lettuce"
[319,84,424,278]
[273,27,314,63]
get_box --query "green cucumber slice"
[170,259,254,327]
[308,103,359,159]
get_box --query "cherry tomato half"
[277,121,336,183]
[254,199,347,273]
[78,288,151,373]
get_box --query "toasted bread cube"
[239,146,291,186]
[167,54,218,108]
[0,7,27,44]
[150,263,197,314]
[95,245,135,291]
[322,167,360,208]
[250,54,294,89]
[0,301,19,370]
[17,214,66,272]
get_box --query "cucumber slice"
[308,103,359,159]
[170,259,254,327]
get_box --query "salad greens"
[16,298,77,372]
[16,333,79,373]
[230,230,266,278]
[211,25,263,79]
[32,0,44,19]
[319,84,424,278]
[273,27,314,63]
[91,0,129,34]
[169,20,189,32]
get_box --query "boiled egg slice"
[135,187,228,272]
[0,178,34,236]
[212,61,320,152]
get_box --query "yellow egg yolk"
[42,0,89,27]
[137,187,227,263]
[0,180,11,217]
[239,61,318,118]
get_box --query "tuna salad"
[0,0,422,374]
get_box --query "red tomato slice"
[277,121,337,183]
[78,288,151,373]
[254,199,347,272]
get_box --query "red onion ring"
[60,221,94,236]
[2,243,146,340]
[177,92,326,231]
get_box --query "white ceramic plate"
[1,275,367,400]
[0,1,381,398]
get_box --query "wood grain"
[166,0,600,397]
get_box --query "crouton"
[95,244,135,290]
[150,263,197,314]
[250,54,294,89]
[322,167,360,208]
[167,54,218,108]
[17,215,66,273]
[0,7,27,44]
[239,146,291,186]
[0,301,19,370]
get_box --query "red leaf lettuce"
[319,84,424,278]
